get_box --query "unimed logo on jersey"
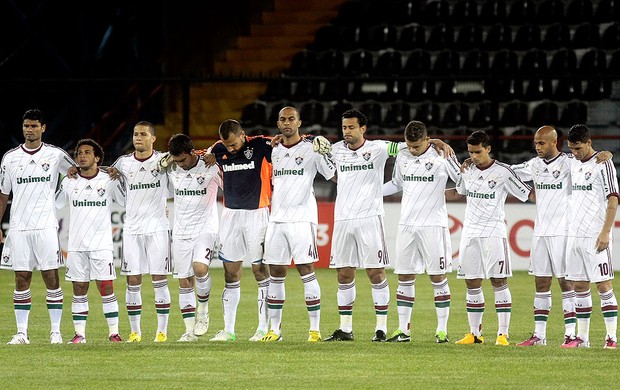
[339,162,374,172]
[274,168,304,176]
[536,182,563,190]
[16,175,51,184]
[403,174,434,182]
[222,161,255,172]
[466,190,496,199]
[129,181,161,190]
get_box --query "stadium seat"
[407,80,436,102]
[260,79,292,102]
[285,51,317,76]
[321,80,349,101]
[503,128,535,158]
[403,49,432,75]
[349,81,379,101]
[582,79,612,100]
[299,101,325,125]
[451,0,479,25]
[413,101,441,126]
[324,102,353,128]
[383,102,412,128]
[601,22,620,49]
[512,24,541,50]
[491,50,519,75]
[422,0,450,25]
[559,101,588,126]
[571,22,600,49]
[367,24,398,50]
[594,0,620,23]
[379,80,408,101]
[375,50,403,76]
[442,102,470,128]
[436,80,464,102]
[524,78,553,101]
[387,0,424,25]
[455,24,484,51]
[479,0,507,25]
[240,101,268,127]
[483,24,512,51]
[549,48,578,75]
[292,80,321,101]
[578,48,607,75]
[536,0,565,23]
[360,101,384,127]
[396,25,427,50]
[470,101,499,128]
[346,50,375,76]
[608,49,620,76]
[540,23,571,50]
[433,50,460,75]
[338,25,368,51]
[507,0,537,25]
[565,0,593,24]
[520,49,548,75]
[486,79,524,101]
[530,101,559,126]
[317,50,345,76]
[462,50,490,75]
[427,24,454,50]
[554,78,583,101]
[500,101,529,126]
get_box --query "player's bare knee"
[41,269,60,289]
[97,280,113,295]
[490,277,507,288]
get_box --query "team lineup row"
[0,108,617,348]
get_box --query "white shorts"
[264,222,318,266]
[457,236,512,279]
[529,235,568,278]
[329,216,389,269]
[394,225,452,275]
[121,231,171,276]
[218,207,268,264]
[172,232,218,279]
[65,250,115,282]
[0,228,62,272]
[566,236,614,283]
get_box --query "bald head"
[533,125,559,160]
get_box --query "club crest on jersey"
[295,156,303,165]
[97,187,106,197]
[585,172,591,180]
[196,175,205,185]
[151,168,159,177]
[41,162,50,171]
[552,170,560,178]
[2,254,9,264]
[363,152,371,161]
[488,180,496,189]
[425,162,433,170]
[244,148,253,160]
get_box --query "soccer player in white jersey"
[111,121,173,343]
[260,106,335,342]
[325,109,400,342]
[0,109,76,345]
[454,131,532,346]
[166,134,221,342]
[563,124,618,349]
[509,126,577,347]
[382,121,461,343]
[56,139,125,344]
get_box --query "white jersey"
[457,160,531,238]
[111,151,171,234]
[55,169,125,251]
[511,153,572,236]
[270,138,335,223]
[0,143,76,231]
[391,145,460,227]
[168,158,222,238]
[332,139,394,221]
[568,154,619,238]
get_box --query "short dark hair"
[75,138,104,163]
[342,109,368,127]
[467,131,491,147]
[219,119,243,139]
[23,109,45,124]
[168,133,194,156]
[404,121,427,142]
[567,124,590,144]
[135,121,156,136]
